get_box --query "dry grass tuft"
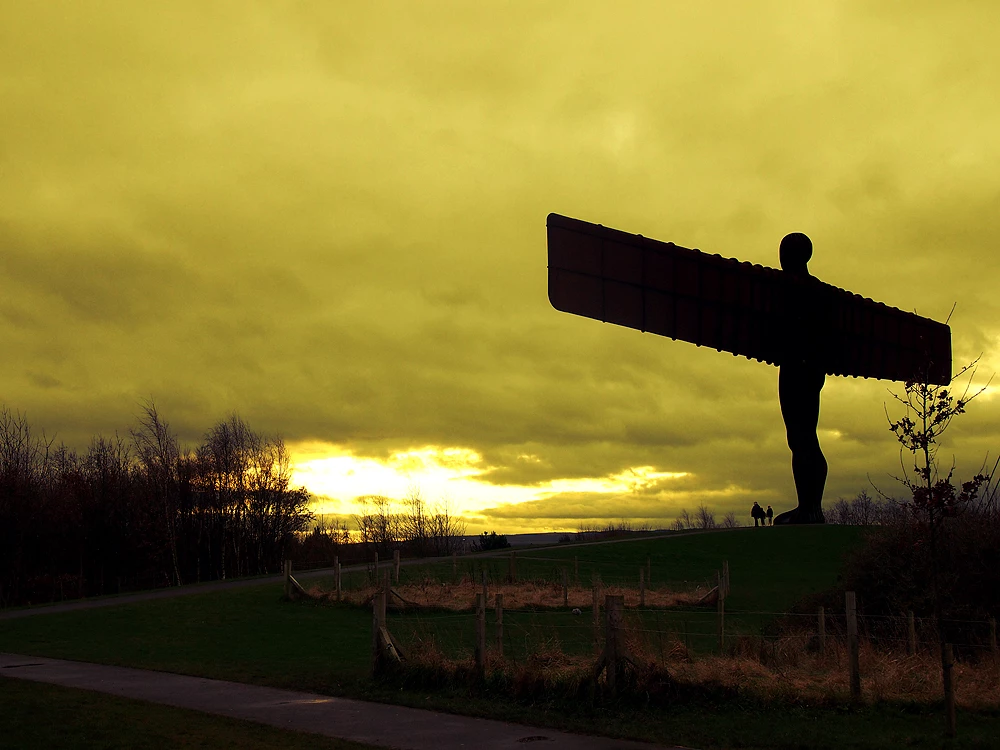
[306,577,707,611]
[657,634,1000,708]
[391,616,1000,708]
[305,577,1000,709]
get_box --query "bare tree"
[827,490,903,526]
[130,399,182,587]
[673,508,694,530]
[196,414,311,577]
[400,484,429,555]
[0,406,54,605]
[885,358,990,520]
[695,503,717,530]
[199,414,252,579]
[883,357,991,670]
[428,498,466,554]
[721,511,741,528]
[82,433,137,594]
[0,402,312,604]
[353,494,399,557]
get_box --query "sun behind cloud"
[289,442,689,532]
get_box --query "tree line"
[0,402,313,607]
[351,489,467,559]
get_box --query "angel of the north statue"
[547,213,951,524]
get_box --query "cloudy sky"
[3,2,999,533]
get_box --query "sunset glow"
[290,442,690,532]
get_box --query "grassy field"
[339,525,867,613]
[0,677,376,750]
[2,526,998,749]
[326,525,872,660]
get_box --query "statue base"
[773,506,825,525]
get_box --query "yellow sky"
[3,2,999,533]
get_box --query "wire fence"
[384,603,1000,660]
[286,554,999,711]
[284,550,1000,746]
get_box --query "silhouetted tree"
[475,531,510,551]
[131,399,183,587]
[427,499,466,554]
[0,406,53,605]
[354,494,399,557]
[400,485,430,555]
[721,511,741,528]
[671,508,694,531]
[878,358,991,649]
[695,503,717,529]
[193,413,312,578]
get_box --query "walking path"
[0,536,715,747]
[1,653,682,750]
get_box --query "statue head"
[780,232,813,276]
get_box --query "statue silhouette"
[774,233,826,524]
[547,213,952,527]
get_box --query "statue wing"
[547,213,951,384]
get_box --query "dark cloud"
[2,3,998,529]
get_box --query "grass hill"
[7,525,997,749]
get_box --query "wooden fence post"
[593,595,628,695]
[562,568,568,607]
[943,643,956,738]
[607,595,623,694]
[373,551,379,586]
[717,570,725,652]
[335,556,342,602]
[907,611,917,655]
[722,560,730,598]
[282,559,291,600]
[508,551,516,583]
[371,574,390,675]
[371,584,382,675]
[394,550,400,583]
[495,593,504,657]
[380,571,389,622]
[475,592,486,677]
[818,606,826,655]
[592,582,600,630]
[481,570,488,607]
[647,555,651,586]
[846,591,861,700]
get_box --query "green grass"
[342,526,868,609]
[3,526,997,748]
[0,677,377,749]
[357,684,1000,750]
[0,585,374,692]
[329,526,871,656]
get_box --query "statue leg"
[774,364,827,524]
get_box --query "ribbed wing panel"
[547,213,951,384]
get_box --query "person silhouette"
[773,233,827,525]
[751,501,764,527]
[766,505,774,526]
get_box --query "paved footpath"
[1,653,686,750]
